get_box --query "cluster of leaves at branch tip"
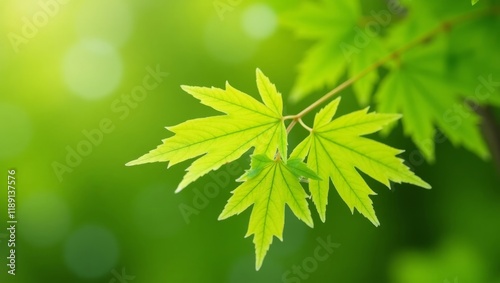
[282,0,493,163]
[127,69,430,270]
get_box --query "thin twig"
[286,119,297,133]
[298,118,313,132]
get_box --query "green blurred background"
[1,0,499,282]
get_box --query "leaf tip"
[319,214,326,223]
[217,212,228,221]
[180,85,193,93]
[125,160,136,167]
[365,213,380,227]
[420,181,432,190]
[174,185,185,194]
[255,250,268,271]
[306,219,314,228]
[256,68,263,77]
[255,261,263,271]
[125,158,143,166]
[371,217,381,227]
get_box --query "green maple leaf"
[291,97,431,224]
[282,0,385,105]
[219,154,319,270]
[375,37,489,161]
[127,69,287,192]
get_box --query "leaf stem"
[286,119,297,133]
[298,118,313,132]
[286,6,499,133]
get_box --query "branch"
[286,6,499,133]
[477,106,500,174]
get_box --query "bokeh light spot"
[75,0,133,47]
[133,184,185,238]
[204,18,257,64]
[19,192,71,247]
[241,4,277,40]
[64,225,119,279]
[62,39,122,100]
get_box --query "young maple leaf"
[291,97,431,224]
[126,69,287,192]
[218,154,320,270]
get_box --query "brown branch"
[286,6,499,132]
[477,106,500,175]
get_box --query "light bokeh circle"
[75,0,133,47]
[18,192,71,247]
[64,225,119,279]
[133,184,185,238]
[62,39,122,100]
[204,18,257,64]
[241,4,277,40]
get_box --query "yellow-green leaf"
[126,69,287,192]
[292,97,430,224]
[219,154,314,270]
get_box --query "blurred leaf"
[391,240,488,283]
[282,0,386,104]
[349,38,384,106]
[448,15,500,106]
[375,37,489,161]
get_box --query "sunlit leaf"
[127,69,287,192]
[292,97,430,223]
[219,154,314,270]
